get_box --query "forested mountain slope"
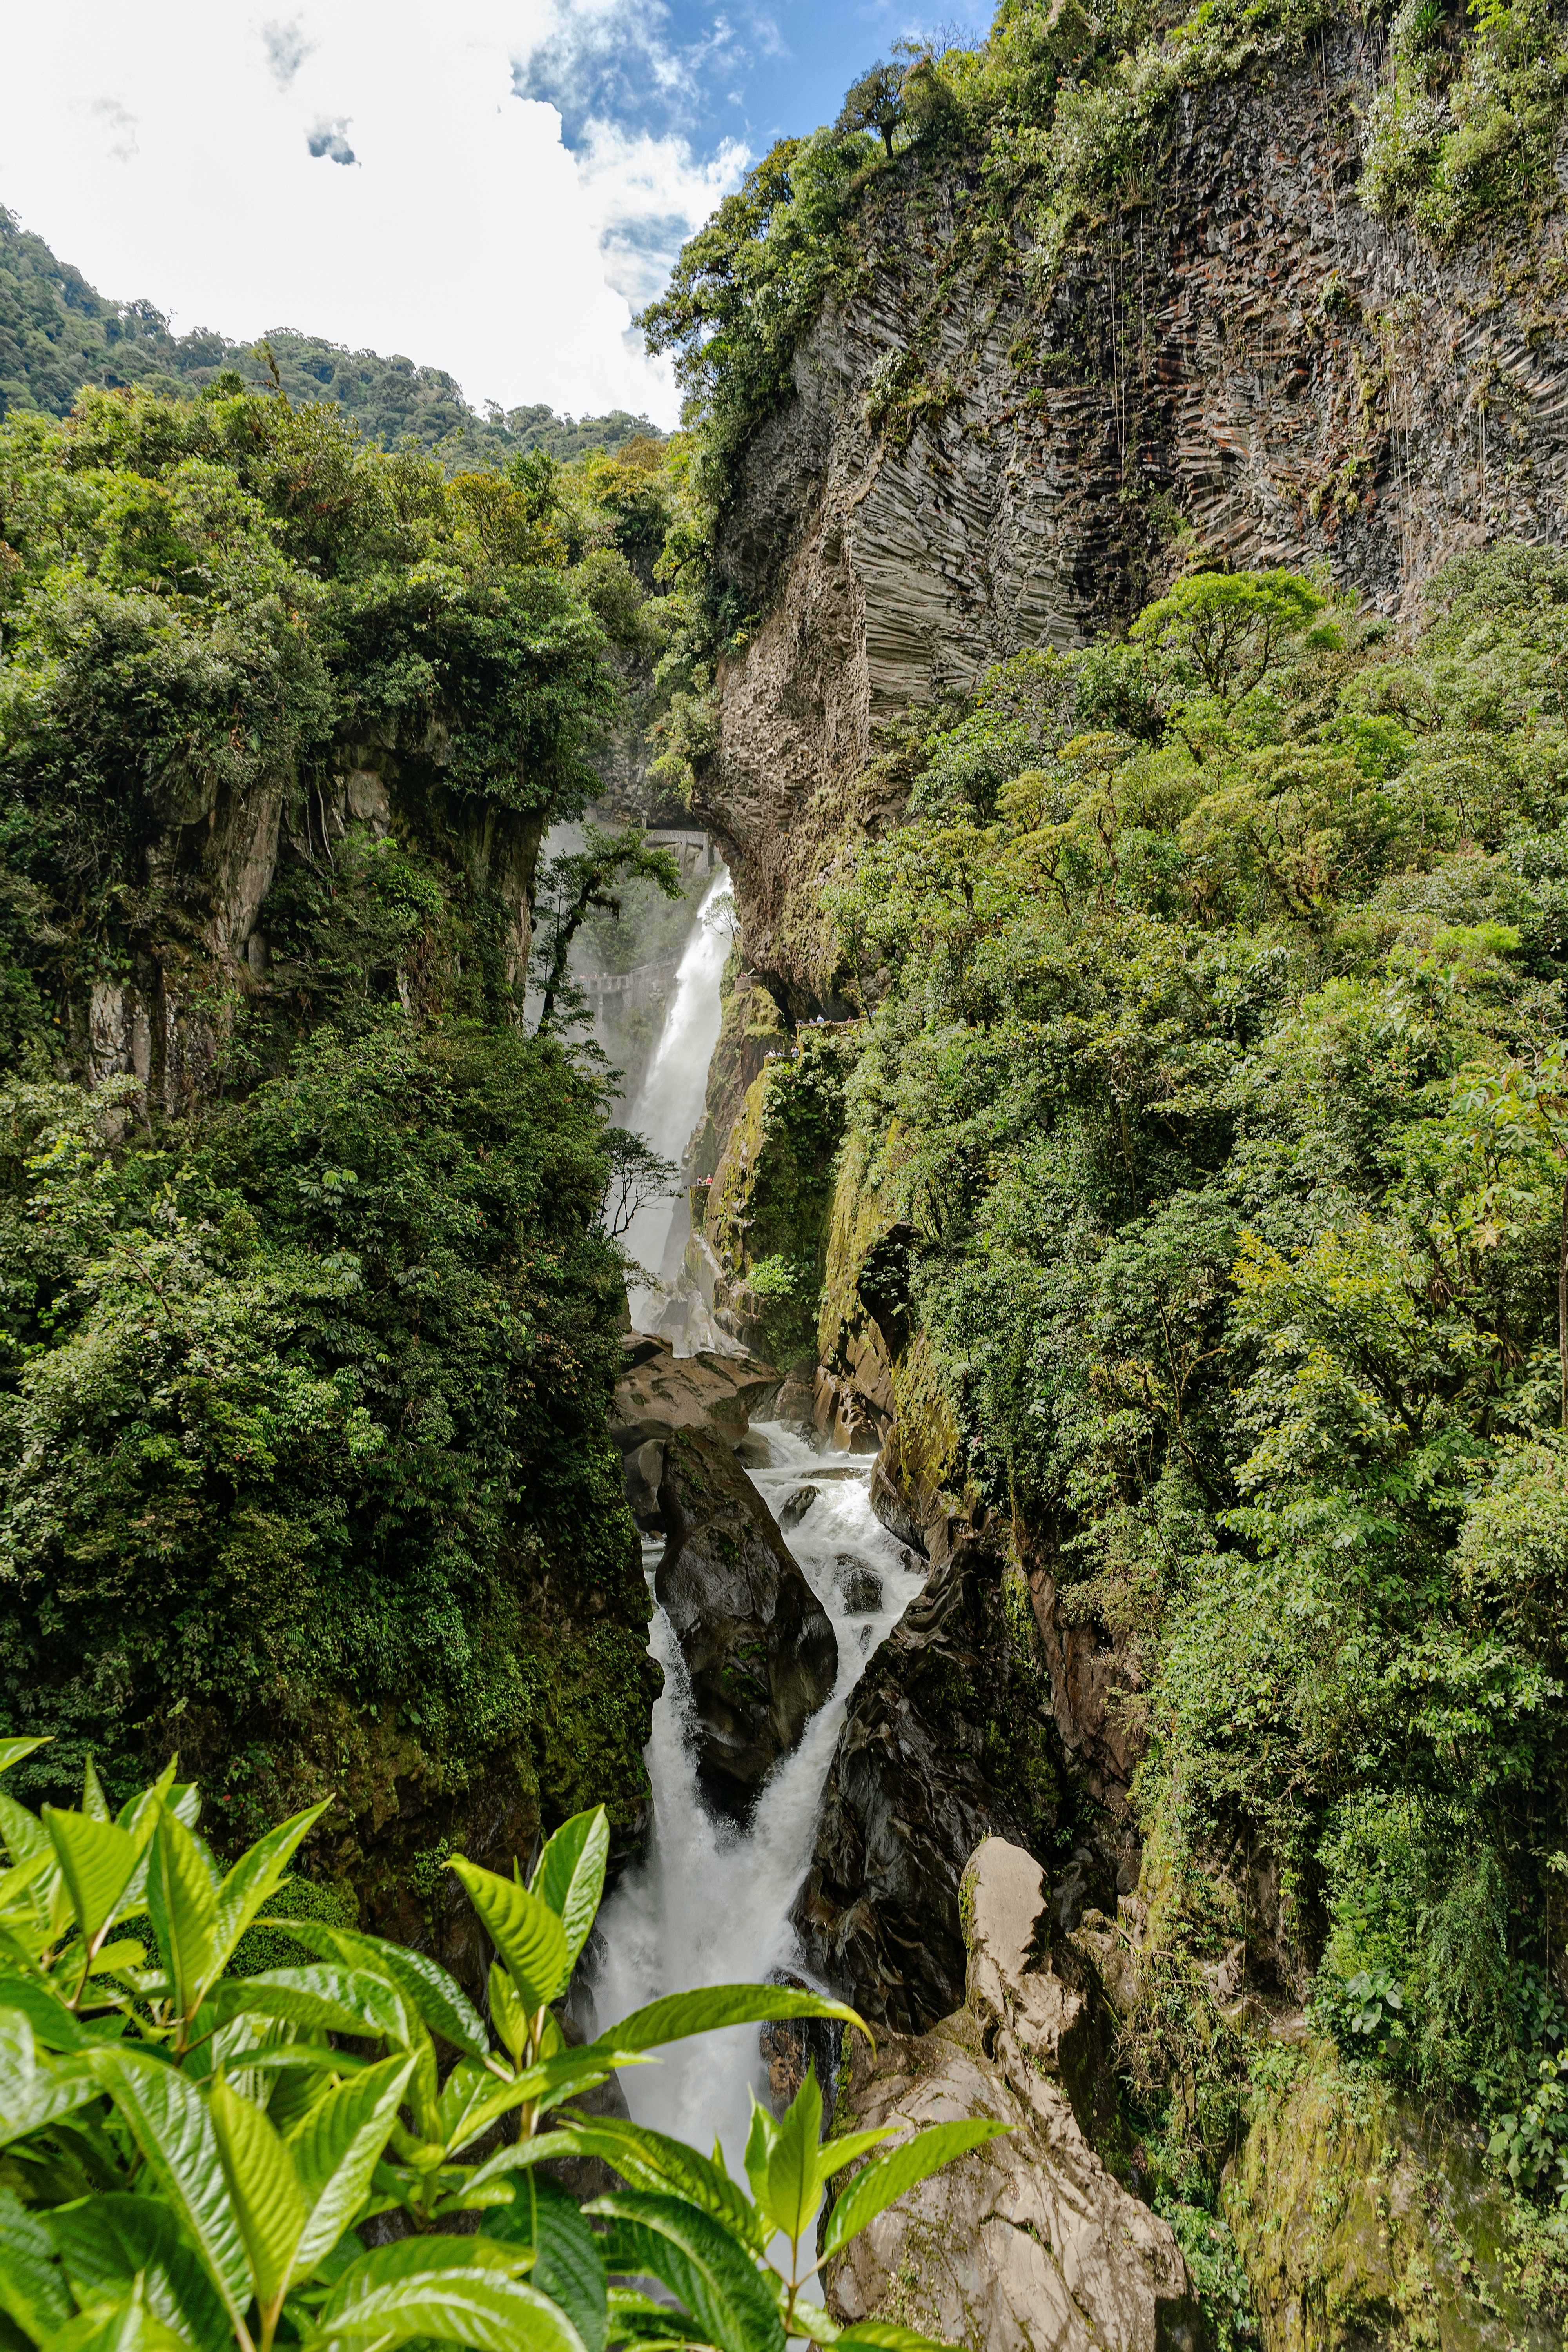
[0,206,660,464]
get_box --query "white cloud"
[0,0,746,420]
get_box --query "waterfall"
[588,1426,926,2163]
[620,867,734,1332]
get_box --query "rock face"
[824,1837,1199,2352]
[654,1426,837,1813]
[791,1531,1063,2032]
[88,740,543,1117]
[1226,2064,1557,2352]
[691,32,1568,1015]
[608,1335,782,1528]
[610,1335,780,1452]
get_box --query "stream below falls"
[588,1425,926,2162]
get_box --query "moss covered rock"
[1225,2060,1559,2352]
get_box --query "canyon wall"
[692,22,1568,1006]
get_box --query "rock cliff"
[691,27,1568,1011]
[86,734,543,1116]
[824,1836,1201,2352]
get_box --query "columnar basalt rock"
[693,34,1568,1011]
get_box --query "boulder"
[610,1334,779,1454]
[791,1532,1062,2032]
[823,1837,1199,2352]
[655,1427,837,1815]
[622,1440,665,1529]
[779,1485,820,1530]
[837,1561,882,1613]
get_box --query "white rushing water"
[588,1423,926,2164]
[621,869,734,1328]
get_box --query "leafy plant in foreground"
[0,1738,1004,2352]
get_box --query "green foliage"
[1358,0,1568,242]
[0,1749,984,2352]
[0,378,684,1878]
[0,1017,652,1847]
[808,553,1568,2225]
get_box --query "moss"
[229,1877,360,1977]
[704,1031,857,1359]
[1225,2056,1563,2352]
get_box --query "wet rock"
[759,1969,842,2123]
[655,1427,838,1816]
[610,1334,779,1453]
[779,1485,820,1530]
[770,1363,820,1438]
[1025,1564,1150,1817]
[735,1429,775,1468]
[823,1838,1199,2352]
[791,1530,1063,2033]
[622,1440,665,1530]
[837,1561,882,1613]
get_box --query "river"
[589,1426,923,2160]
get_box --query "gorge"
[5,0,1568,2336]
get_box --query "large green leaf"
[40,2276,191,2352]
[286,2054,415,2279]
[79,1766,111,1828]
[818,2120,1009,2264]
[212,1966,408,2044]
[816,2131,897,2182]
[0,2186,74,2341]
[40,1816,141,1948]
[263,1919,487,2061]
[765,2070,824,2246]
[454,2133,597,2205]
[87,2047,251,2332]
[210,1805,330,1984]
[531,1811,609,1973]
[143,1817,219,2025]
[834,2328,954,2352]
[586,2194,782,2352]
[513,2050,652,2112]
[0,1742,48,1783]
[208,2074,305,2314]
[45,2194,229,2350]
[0,1976,91,2053]
[742,2102,775,2219]
[534,2120,763,2251]
[490,2175,608,2352]
[0,1793,49,1871]
[446,1860,568,2011]
[0,2014,100,2150]
[319,2239,583,2352]
[595,1987,864,2057]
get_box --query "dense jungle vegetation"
[632,0,1568,2300]
[0,208,660,466]
[711,555,1568,2290]
[0,372,690,1900]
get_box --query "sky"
[0,0,992,426]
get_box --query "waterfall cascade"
[589,1424,924,2163]
[619,867,734,1337]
